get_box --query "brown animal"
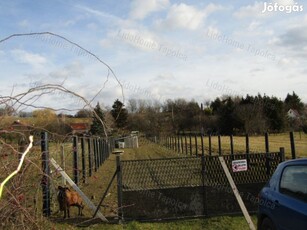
[57,186,84,218]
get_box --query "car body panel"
[258,159,307,230]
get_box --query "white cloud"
[115,28,160,51]
[130,0,170,20]
[49,61,84,80]
[10,49,47,68]
[156,3,223,30]
[234,1,267,18]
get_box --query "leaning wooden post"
[41,132,51,217]
[73,136,79,185]
[289,131,296,159]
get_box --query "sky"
[0,0,306,113]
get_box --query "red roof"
[70,123,89,131]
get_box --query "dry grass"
[178,132,307,158]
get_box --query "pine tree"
[90,102,105,136]
[111,99,128,129]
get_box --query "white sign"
[232,159,248,172]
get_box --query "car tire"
[260,218,276,230]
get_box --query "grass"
[2,132,306,229]
[170,132,307,158]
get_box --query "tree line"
[1,92,306,136]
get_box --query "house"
[70,123,89,135]
[287,109,300,119]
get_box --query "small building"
[70,123,89,135]
[287,109,300,119]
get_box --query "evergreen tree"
[90,102,105,136]
[284,91,304,113]
[111,99,128,129]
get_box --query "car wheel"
[260,218,276,230]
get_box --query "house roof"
[70,123,89,131]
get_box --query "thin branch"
[0,135,33,199]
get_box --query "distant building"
[70,123,89,135]
[287,109,300,119]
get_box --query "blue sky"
[0,0,306,113]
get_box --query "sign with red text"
[232,159,248,172]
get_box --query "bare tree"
[0,32,124,229]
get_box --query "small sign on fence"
[232,159,248,172]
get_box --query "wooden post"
[73,136,79,185]
[218,157,256,230]
[50,158,108,222]
[41,132,51,216]
[290,131,296,159]
[265,132,269,153]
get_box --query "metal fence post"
[73,136,79,185]
[93,138,98,172]
[265,132,269,153]
[195,135,198,156]
[279,147,285,162]
[230,135,234,160]
[201,135,205,156]
[88,138,92,177]
[218,135,222,156]
[116,155,124,222]
[245,134,250,166]
[41,132,51,216]
[290,131,296,159]
[189,135,192,155]
[81,137,86,183]
[208,134,212,156]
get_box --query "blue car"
[258,158,307,230]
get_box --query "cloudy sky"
[0,0,306,113]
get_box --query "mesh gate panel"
[122,157,202,191]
